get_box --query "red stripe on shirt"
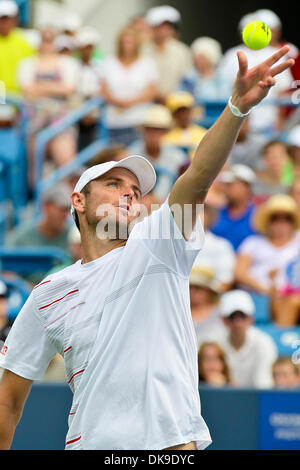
[66,435,81,445]
[39,289,79,310]
[64,346,72,353]
[34,280,51,289]
[67,369,85,384]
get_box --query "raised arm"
[0,369,33,449]
[169,46,294,237]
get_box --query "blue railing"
[33,97,108,217]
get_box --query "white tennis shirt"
[0,200,212,450]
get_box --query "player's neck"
[80,230,126,264]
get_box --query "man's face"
[0,16,16,36]
[44,202,70,232]
[143,127,166,147]
[78,167,143,239]
[225,180,251,203]
[224,311,252,336]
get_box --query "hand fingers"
[258,77,276,89]
[271,58,295,77]
[265,45,290,67]
[237,50,248,75]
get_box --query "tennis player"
[0,46,293,450]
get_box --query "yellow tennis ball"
[242,21,272,50]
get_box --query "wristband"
[228,96,251,118]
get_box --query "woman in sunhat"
[235,194,300,295]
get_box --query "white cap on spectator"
[146,5,181,27]
[71,155,156,219]
[220,290,255,317]
[142,105,172,129]
[42,183,72,209]
[219,164,256,184]
[76,27,100,48]
[238,12,255,32]
[191,37,223,66]
[0,0,18,17]
[255,9,282,29]
[54,34,76,52]
[287,125,300,148]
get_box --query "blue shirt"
[211,203,257,251]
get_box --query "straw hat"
[166,91,195,113]
[142,105,172,129]
[189,265,221,293]
[254,194,300,234]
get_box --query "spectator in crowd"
[180,36,231,102]
[235,195,300,295]
[228,117,267,170]
[269,256,300,326]
[100,25,158,147]
[163,91,206,159]
[47,224,82,275]
[217,290,278,388]
[54,33,76,56]
[219,10,293,133]
[198,342,233,387]
[189,266,226,349]
[143,5,192,99]
[76,27,103,150]
[253,140,293,202]
[9,184,72,284]
[193,203,235,292]
[210,164,257,251]
[272,357,300,389]
[290,177,300,207]
[129,12,153,45]
[18,27,79,188]
[129,104,187,201]
[0,0,35,95]
[287,125,300,179]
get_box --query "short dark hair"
[73,183,91,232]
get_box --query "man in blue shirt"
[211,164,257,251]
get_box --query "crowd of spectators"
[0,1,300,388]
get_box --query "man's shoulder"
[9,222,39,246]
[248,326,277,351]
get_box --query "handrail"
[33,96,106,216]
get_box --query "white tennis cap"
[219,164,256,184]
[255,9,282,29]
[71,155,156,217]
[146,5,181,27]
[0,0,18,17]
[220,290,255,317]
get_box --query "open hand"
[231,45,294,114]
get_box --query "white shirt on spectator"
[100,56,159,128]
[193,231,236,285]
[216,325,278,388]
[18,55,80,89]
[237,232,300,290]
[0,199,211,450]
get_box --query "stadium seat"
[0,247,70,275]
[257,323,300,357]
[249,292,271,324]
[0,127,28,224]
[197,100,227,128]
